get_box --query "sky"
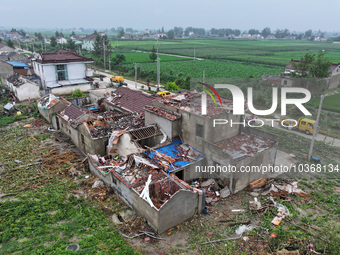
[0,0,339,32]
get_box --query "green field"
[113,50,188,63]
[111,39,340,79]
[308,93,340,112]
[116,39,340,66]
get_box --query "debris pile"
[86,112,144,138]
[144,105,181,121]
[216,133,275,160]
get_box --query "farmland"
[308,93,340,113]
[110,39,340,79]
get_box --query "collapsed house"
[146,91,278,192]
[37,87,278,233]
[88,141,204,233]
[38,94,71,126]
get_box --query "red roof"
[108,87,155,113]
[83,33,98,41]
[59,104,86,121]
[37,49,93,64]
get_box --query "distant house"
[44,38,51,44]
[56,37,67,44]
[251,34,263,39]
[266,35,276,40]
[285,59,340,76]
[82,33,98,51]
[5,32,21,40]
[241,33,252,39]
[261,74,282,86]
[32,49,94,95]
[0,60,31,78]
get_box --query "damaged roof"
[58,104,88,123]
[85,112,144,138]
[38,94,70,109]
[144,105,181,121]
[215,133,276,161]
[36,49,93,64]
[147,140,204,171]
[107,87,156,113]
[157,91,233,116]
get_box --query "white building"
[5,74,40,101]
[32,49,94,95]
[82,33,98,51]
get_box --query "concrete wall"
[77,124,108,156]
[8,82,40,101]
[50,83,91,95]
[88,156,203,233]
[57,116,80,149]
[0,61,13,77]
[151,100,241,152]
[327,74,340,89]
[144,110,181,139]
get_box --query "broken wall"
[144,109,181,139]
[77,124,108,156]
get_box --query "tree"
[66,38,76,50]
[71,31,75,36]
[149,46,157,62]
[111,54,126,66]
[93,35,112,62]
[248,29,259,35]
[50,36,57,48]
[304,29,313,38]
[117,29,125,38]
[167,30,175,39]
[6,40,14,48]
[292,51,331,78]
[18,29,27,37]
[261,27,271,37]
[55,31,60,38]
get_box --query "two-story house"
[32,49,94,95]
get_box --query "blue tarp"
[7,61,29,69]
[146,140,203,171]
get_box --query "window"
[196,124,204,138]
[308,123,314,129]
[56,64,68,81]
[283,80,288,85]
[81,134,85,145]
[301,121,306,126]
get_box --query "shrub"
[166,82,179,91]
[71,89,84,98]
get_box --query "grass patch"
[308,93,340,113]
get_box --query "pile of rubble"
[144,105,181,121]
[191,178,231,204]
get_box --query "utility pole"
[32,43,35,52]
[308,95,325,161]
[156,39,160,91]
[109,60,111,72]
[135,63,138,89]
[103,39,106,70]
[40,41,43,52]
[194,45,196,60]
[203,70,205,83]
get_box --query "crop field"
[308,93,340,113]
[120,59,283,79]
[112,50,188,63]
[113,39,340,79]
[116,39,340,66]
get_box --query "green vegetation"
[308,93,340,113]
[70,89,84,98]
[0,126,137,254]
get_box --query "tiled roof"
[37,49,93,64]
[83,33,98,41]
[108,87,155,113]
[59,104,86,122]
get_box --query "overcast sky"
[0,0,339,32]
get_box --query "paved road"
[94,70,165,92]
[252,117,340,148]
